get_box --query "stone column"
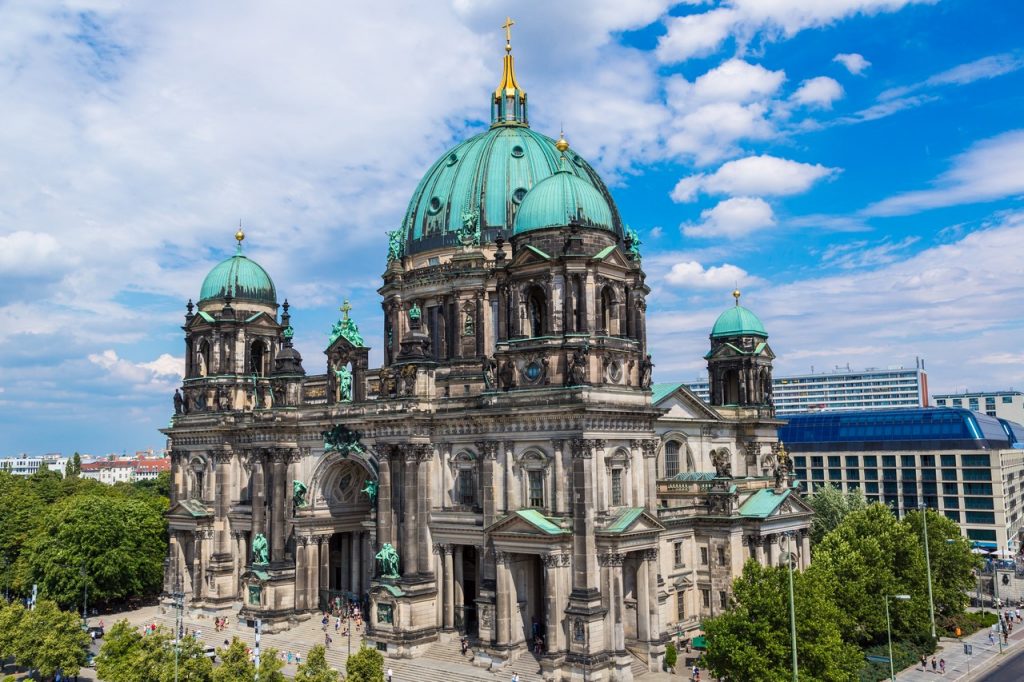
[350,533,362,593]
[504,442,516,513]
[601,552,626,652]
[543,552,568,653]
[642,440,658,512]
[402,448,419,576]
[295,537,308,610]
[270,450,287,562]
[308,537,321,611]
[192,534,203,599]
[630,440,644,508]
[443,544,455,630]
[441,444,452,510]
[214,452,232,555]
[320,536,330,593]
[417,446,434,575]
[377,448,394,547]
[361,530,373,594]
[800,531,811,570]
[753,536,766,566]
[644,548,661,649]
[552,440,565,515]
[453,546,465,627]
[636,555,650,644]
[495,550,512,646]
[594,440,607,512]
[250,456,266,559]
[767,534,778,567]
[570,439,600,591]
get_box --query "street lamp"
[781,532,799,682]
[884,594,911,682]
[919,504,937,640]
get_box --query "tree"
[811,503,930,644]
[904,509,980,629]
[97,620,150,682]
[346,645,384,682]
[65,452,82,478]
[702,561,861,681]
[0,472,45,597]
[295,644,340,682]
[256,647,287,682]
[25,493,167,608]
[0,601,25,661]
[805,484,866,546]
[11,599,89,679]
[213,637,254,682]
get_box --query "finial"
[340,299,352,321]
[235,221,245,254]
[555,128,569,153]
[502,16,515,53]
[733,288,741,305]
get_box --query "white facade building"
[0,454,69,477]
[934,391,1024,422]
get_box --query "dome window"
[572,154,585,167]
[446,152,458,166]
[428,197,442,215]
[512,187,527,204]
[511,145,525,158]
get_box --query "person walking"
[511,673,519,682]
[939,658,946,674]
[325,632,332,649]
[387,667,393,682]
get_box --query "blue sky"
[2,0,1023,455]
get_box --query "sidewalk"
[897,621,1024,681]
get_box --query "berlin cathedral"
[164,25,812,681]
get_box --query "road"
[978,644,1024,681]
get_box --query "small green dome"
[513,169,614,234]
[711,305,767,338]
[199,253,277,305]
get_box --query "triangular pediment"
[599,508,665,536]
[166,499,212,519]
[508,245,552,268]
[487,509,570,538]
[242,311,279,327]
[593,246,632,268]
[325,333,365,355]
[654,385,721,421]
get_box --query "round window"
[428,197,442,214]
[512,187,528,204]
[524,361,543,383]
[607,361,622,383]
[446,152,458,166]
[572,153,585,167]
[511,145,525,158]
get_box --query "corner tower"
[706,289,775,412]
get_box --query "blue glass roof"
[779,408,1023,451]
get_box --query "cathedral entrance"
[511,553,546,649]
[454,545,480,637]
[318,530,370,612]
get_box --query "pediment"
[656,386,722,421]
[508,244,553,267]
[325,334,366,356]
[487,509,570,538]
[593,246,632,268]
[166,499,212,519]
[598,508,665,536]
[242,311,279,328]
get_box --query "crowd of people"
[321,601,363,649]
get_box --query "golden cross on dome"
[340,299,352,321]
[502,16,515,52]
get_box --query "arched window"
[600,287,615,334]
[664,441,681,478]
[197,339,210,377]
[250,340,266,376]
[526,286,547,338]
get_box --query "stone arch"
[524,284,548,337]
[658,432,696,477]
[187,454,210,500]
[248,337,271,376]
[516,447,551,510]
[599,285,617,335]
[307,449,379,512]
[449,449,479,508]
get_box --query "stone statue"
[336,366,353,402]
[375,543,400,579]
[458,209,481,247]
[639,354,654,389]
[408,303,421,324]
[173,389,184,415]
[293,480,308,507]
[482,356,497,390]
[566,347,588,387]
[400,364,417,396]
[712,449,733,479]
[774,444,790,488]
[361,479,378,506]
[252,533,269,565]
[625,225,642,260]
[386,229,404,263]
[322,424,366,456]
[498,359,516,391]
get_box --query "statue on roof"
[458,209,481,247]
[328,300,366,348]
[336,365,353,402]
[173,389,184,415]
[361,479,378,506]
[386,229,405,264]
[625,225,642,260]
[252,533,269,565]
[375,543,400,579]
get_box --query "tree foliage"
[213,637,254,682]
[256,646,287,682]
[805,484,866,545]
[345,645,384,682]
[97,621,213,682]
[295,644,340,682]
[702,561,861,681]
[904,509,980,628]
[3,599,89,679]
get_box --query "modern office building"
[689,364,929,415]
[934,391,1024,422]
[0,454,68,477]
[779,408,1024,552]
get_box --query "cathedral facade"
[164,34,811,681]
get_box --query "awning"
[691,635,707,650]
[973,541,998,550]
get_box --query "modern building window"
[812,470,824,481]
[901,455,916,468]
[936,399,947,406]
[964,497,995,510]
[902,481,917,494]
[700,547,708,565]
[829,469,842,480]
[884,482,898,495]
[922,496,938,509]
[883,469,897,481]
[866,482,879,494]
[610,469,623,507]
[963,483,993,495]
[883,455,897,467]
[674,542,684,567]
[528,470,544,508]
[967,528,997,542]
[901,469,917,481]
[962,455,991,467]
[944,497,960,509]
[828,456,841,468]
[942,469,958,481]
[864,468,878,480]
[847,469,860,481]
[717,547,726,566]
[664,441,681,478]
[904,495,918,508]
[944,510,961,522]
[1003,396,1013,404]
[864,456,878,467]
[702,589,711,608]
[922,482,937,495]
[941,455,957,467]
[846,456,859,467]
[811,456,824,468]
[962,469,991,481]
[921,455,935,467]
[943,482,958,495]
[965,511,995,524]
[794,456,806,467]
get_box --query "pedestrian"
[287,651,293,664]
[989,629,995,644]
[931,657,937,672]
[939,658,945,674]
[461,636,468,655]
[325,632,332,648]
[224,639,229,648]
[335,616,340,632]
[387,667,393,682]
[512,673,519,682]
[919,655,927,669]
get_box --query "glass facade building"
[779,408,1024,552]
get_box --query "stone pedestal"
[366,575,440,657]
[238,563,299,633]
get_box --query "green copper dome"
[711,304,767,339]
[199,250,277,305]
[513,168,614,234]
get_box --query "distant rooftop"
[933,390,1022,397]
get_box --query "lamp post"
[919,504,937,640]
[884,594,911,682]
[80,565,89,628]
[164,556,185,682]
[782,532,799,682]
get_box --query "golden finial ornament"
[732,288,741,305]
[235,220,245,244]
[555,129,569,153]
[502,16,515,52]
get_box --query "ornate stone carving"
[598,551,625,567]
[570,439,593,459]
[642,548,659,562]
[493,550,512,566]
[640,439,658,459]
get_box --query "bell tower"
[706,289,775,413]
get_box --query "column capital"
[415,444,433,462]
[570,438,593,459]
[542,552,570,568]
[475,440,500,460]
[641,547,659,562]
[432,542,454,555]
[598,551,625,567]
[493,549,512,566]
[551,439,564,452]
[629,439,643,450]
[641,439,659,458]
[212,451,233,464]
[593,438,607,451]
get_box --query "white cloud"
[865,129,1024,216]
[88,350,183,392]
[671,155,839,202]
[820,236,920,269]
[656,1,936,65]
[665,261,764,289]
[880,52,1024,101]
[833,52,871,74]
[690,59,787,103]
[682,196,776,239]
[791,76,844,108]
[0,231,75,276]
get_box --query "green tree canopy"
[805,484,866,545]
[904,509,980,628]
[0,600,26,661]
[295,644,340,682]
[10,599,89,679]
[25,493,167,609]
[257,646,287,682]
[702,561,861,681]
[213,637,254,682]
[96,620,150,682]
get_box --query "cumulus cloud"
[665,261,765,289]
[865,129,1024,216]
[88,350,184,392]
[671,155,839,202]
[682,197,776,239]
[834,52,871,74]
[791,76,844,108]
[656,0,936,64]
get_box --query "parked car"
[87,625,104,640]
[204,645,217,662]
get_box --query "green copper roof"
[402,126,621,255]
[651,381,685,404]
[514,169,614,234]
[515,509,568,535]
[605,507,645,533]
[199,252,277,305]
[738,488,790,518]
[711,304,767,338]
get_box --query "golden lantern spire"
[492,17,527,126]
[733,288,741,305]
[502,16,514,52]
[235,221,245,254]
